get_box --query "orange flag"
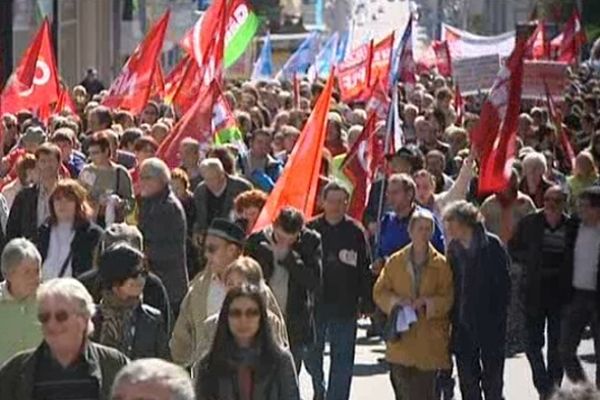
[252,70,335,233]
[1,19,60,115]
[102,10,169,114]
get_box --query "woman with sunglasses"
[0,278,129,400]
[92,242,169,360]
[195,284,300,400]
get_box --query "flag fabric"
[252,70,335,232]
[472,38,527,195]
[1,19,60,115]
[387,86,403,153]
[342,111,383,220]
[251,32,273,81]
[432,40,453,76]
[544,80,575,170]
[150,61,165,99]
[102,11,170,114]
[362,78,390,120]
[441,23,515,60]
[54,86,77,114]
[180,0,259,69]
[336,31,350,63]
[164,55,192,104]
[213,93,245,149]
[557,9,587,64]
[369,32,394,89]
[308,33,339,80]
[276,32,320,80]
[157,81,220,168]
[170,57,203,114]
[390,15,415,88]
[455,84,464,126]
[526,20,550,60]
[337,41,374,102]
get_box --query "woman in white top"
[36,179,103,280]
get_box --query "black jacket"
[92,303,170,360]
[36,220,104,278]
[560,218,600,309]
[6,185,40,242]
[509,211,571,315]
[307,215,373,317]
[195,349,300,400]
[446,224,510,348]
[0,341,128,400]
[245,227,322,346]
[78,269,172,333]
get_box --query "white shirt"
[573,224,600,291]
[42,222,75,281]
[206,276,226,316]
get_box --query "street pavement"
[298,320,597,399]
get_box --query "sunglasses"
[229,308,260,319]
[37,309,72,325]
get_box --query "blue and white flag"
[276,31,320,80]
[251,32,273,81]
[389,15,413,87]
[307,33,339,80]
[335,31,349,63]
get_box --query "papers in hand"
[395,305,418,333]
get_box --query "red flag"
[252,71,335,232]
[472,38,527,195]
[526,20,550,60]
[1,19,60,115]
[398,25,416,89]
[369,32,394,89]
[362,78,390,120]
[150,61,165,99]
[169,57,203,115]
[157,81,220,168]
[337,41,374,102]
[341,112,383,220]
[164,55,192,104]
[454,84,464,126]
[54,86,77,114]
[557,9,587,63]
[432,40,452,76]
[544,80,575,170]
[102,11,170,114]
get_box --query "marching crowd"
[2,48,600,400]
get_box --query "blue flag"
[277,31,320,80]
[336,31,349,63]
[390,15,413,87]
[308,33,338,80]
[251,32,273,81]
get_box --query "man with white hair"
[111,358,195,400]
[138,157,189,317]
[0,238,43,363]
[0,278,129,400]
[520,151,554,208]
[193,158,251,246]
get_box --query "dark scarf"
[98,290,139,352]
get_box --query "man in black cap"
[169,218,246,367]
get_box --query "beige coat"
[170,269,285,366]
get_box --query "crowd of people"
[1,42,600,400]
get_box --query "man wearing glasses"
[509,185,571,399]
[0,278,129,400]
[170,217,246,367]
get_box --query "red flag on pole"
[102,10,170,114]
[557,9,587,64]
[169,57,204,115]
[1,19,60,115]
[472,38,527,195]
[432,40,453,76]
[369,32,394,89]
[252,70,335,232]
[544,80,575,170]
[156,81,220,168]
[337,41,374,102]
[454,83,464,126]
[525,20,550,60]
[164,55,192,104]
[341,111,383,220]
[150,61,165,99]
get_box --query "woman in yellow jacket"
[373,209,454,400]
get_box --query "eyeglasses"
[229,307,260,319]
[37,309,72,325]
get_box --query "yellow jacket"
[373,243,454,370]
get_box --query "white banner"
[452,54,500,95]
[441,23,515,60]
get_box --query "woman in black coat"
[195,285,300,400]
[36,179,103,279]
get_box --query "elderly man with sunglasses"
[0,278,129,400]
[170,218,247,367]
[509,185,572,399]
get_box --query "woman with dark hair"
[37,179,103,280]
[195,284,300,400]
